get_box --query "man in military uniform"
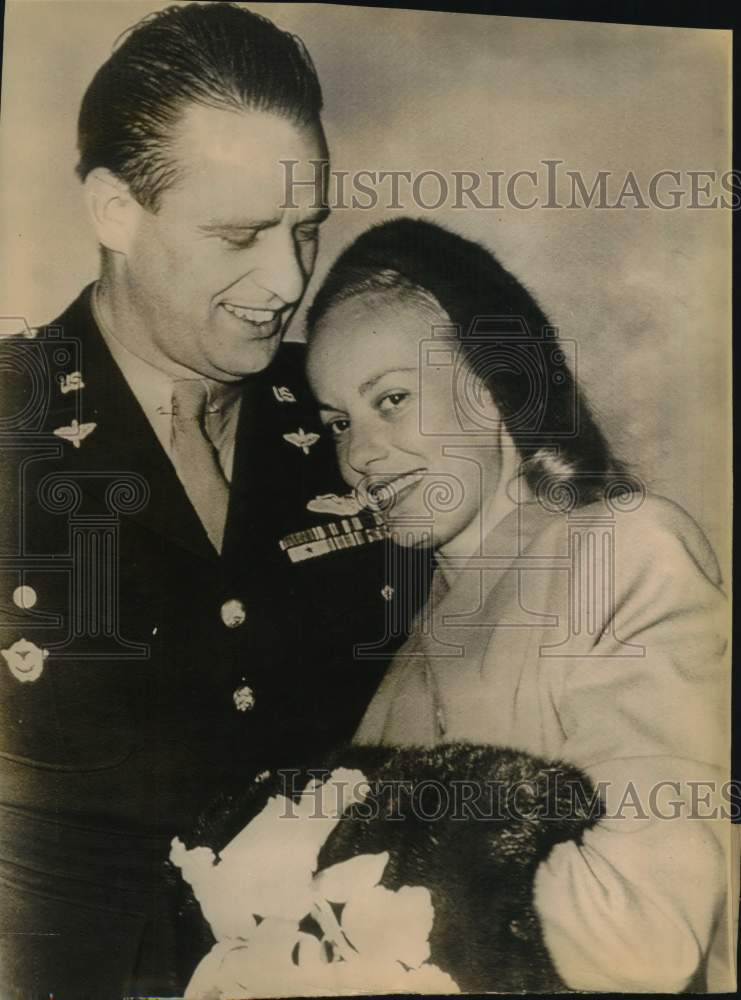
[0,5,426,996]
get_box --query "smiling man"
[88,103,328,383]
[0,4,419,996]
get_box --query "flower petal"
[184,939,250,999]
[172,769,370,935]
[404,961,461,994]
[169,837,258,940]
[313,851,389,902]
[296,931,324,969]
[341,884,434,969]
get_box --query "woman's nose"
[345,421,390,476]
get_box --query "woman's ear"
[83,168,141,255]
[470,375,509,438]
[464,373,496,422]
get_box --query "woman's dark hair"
[77,2,323,211]
[307,217,631,509]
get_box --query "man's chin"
[209,332,285,380]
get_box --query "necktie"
[170,379,229,553]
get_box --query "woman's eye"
[327,418,350,437]
[378,391,409,413]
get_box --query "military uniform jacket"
[0,286,423,834]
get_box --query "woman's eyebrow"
[358,367,417,395]
[317,367,418,411]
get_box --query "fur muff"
[179,743,602,994]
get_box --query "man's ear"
[83,168,142,255]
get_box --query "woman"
[305,217,730,993]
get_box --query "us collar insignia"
[59,371,85,394]
[279,510,388,563]
[53,419,96,448]
[272,385,296,403]
[2,638,49,683]
[283,428,320,454]
[306,492,363,516]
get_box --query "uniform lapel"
[49,287,215,562]
[221,341,340,580]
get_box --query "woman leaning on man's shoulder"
[305,217,731,993]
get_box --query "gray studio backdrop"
[0,1,731,563]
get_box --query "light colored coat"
[355,494,732,992]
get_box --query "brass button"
[220,598,246,629]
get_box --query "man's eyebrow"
[198,206,330,235]
[198,218,279,235]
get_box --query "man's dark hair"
[76,2,323,211]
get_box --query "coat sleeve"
[531,499,731,992]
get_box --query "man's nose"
[346,420,390,477]
[252,226,307,306]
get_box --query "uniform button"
[221,598,246,629]
[509,919,530,941]
[233,684,255,712]
[381,584,394,602]
[13,585,37,609]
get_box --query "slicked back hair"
[77,2,323,211]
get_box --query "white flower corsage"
[170,769,459,998]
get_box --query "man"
[0,4,426,996]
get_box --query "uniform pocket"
[0,650,141,771]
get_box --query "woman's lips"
[361,470,425,513]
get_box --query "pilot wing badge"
[53,419,96,448]
[306,492,362,516]
[279,493,387,564]
[283,428,320,454]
